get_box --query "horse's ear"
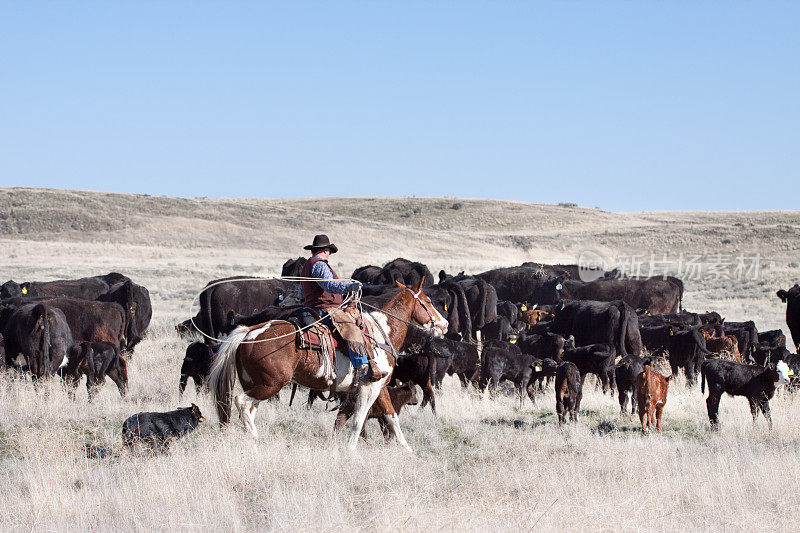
[395,280,406,289]
[414,277,425,291]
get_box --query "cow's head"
[775,360,792,386]
[0,280,22,299]
[777,285,800,304]
[531,274,567,305]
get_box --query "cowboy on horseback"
[297,234,384,383]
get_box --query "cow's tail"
[208,325,248,424]
[701,363,706,394]
[34,303,50,375]
[692,327,713,356]
[618,303,630,357]
[453,283,473,343]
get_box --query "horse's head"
[396,278,448,337]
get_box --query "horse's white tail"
[209,326,249,424]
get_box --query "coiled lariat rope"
[187,276,363,345]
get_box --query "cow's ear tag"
[556,283,563,291]
[509,338,517,344]
[534,365,542,372]
[521,304,527,311]
[444,303,448,311]
[21,287,27,294]
[669,329,674,336]
[789,369,795,376]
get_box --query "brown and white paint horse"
[209,279,447,451]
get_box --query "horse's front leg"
[346,382,383,451]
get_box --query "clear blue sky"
[1,2,797,211]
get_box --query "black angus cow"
[496,300,520,328]
[60,341,128,400]
[450,275,497,338]
[561,343,617,394]
[777,285,800,350]
[2,297,127,356]
[354,258,433,287]
[757,329,786,349]
[420,335,480,388]
[721,321,759,358]
[479,346,541,405]
[532,275,684,315]
[281,257,307,277]
[2,303,72,378]
[176,314,202,338]
[2,273,151,350]
[751,345,792,367]
[393,351,437,412]
[516,332,570,361]
[555,361,582,425]
[351,265,384,285]
[1,272,128,300]
[701,359,791,428]
[481,316,516,343]
[640,310,723,329]
[614,355,651,414]
[97,280,152,350]
[639,324,711,385]
[197,276,292,342]
[476,266,557,303]
[549,300,642,357]
[180,341,215,395]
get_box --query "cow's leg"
[655,403,664,432]
[761,400,773,429]
[706,389,722,429]
[556,396,565,426]
[618,388,628,414]
[684,364,696,387]
[747,397,759,423]
[179,374,189,395]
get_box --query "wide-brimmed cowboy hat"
[303,234,338,254]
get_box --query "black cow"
[476,266,557,303]
[351,265,384,285]
[555,361,582,425]
[533,275,684,315]
[640,310,723,328]
[639,324,711,385]
[2,302,72,378]
[97,279,152,350]
[757,329,786,349]
[380,258,434,288]
[197,276,291,342]
[561,343,616,394]
[1,272,127,300]
[480,346,541,404]
[421,335,480,388]
[721,321,759,358]
[549,299,641,356]
[516,332,570,361]
[701,359,791,428]
[281,257,307,277]
[496,300,520,328]
[481,316,516,343]
[60,341,128,400]
[614,355,651,414]
[180,341,214,395]
[122,405,205,452]
[777,285,800,350]
[393,352,437,412]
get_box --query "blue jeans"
[316,309,368,368]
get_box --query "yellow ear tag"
[21,287,27,294]
[520,305,527,311]
[669,329,674,336]
[509,338,517,344]
[788,369,795,376]
[444,304,448,311]
[534,365,542,372]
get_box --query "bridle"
[358,286,445,337]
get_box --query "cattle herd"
[2,257,800,445]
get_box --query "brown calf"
[636,365,672,433]
[701,331,741,362]
[334,382,418,441]
[522,309,552,325]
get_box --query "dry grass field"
[1,187,799,531]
